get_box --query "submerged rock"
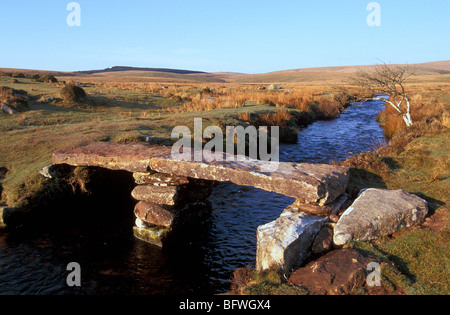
[133,226,169,247]
[133,200,212,246]
[334,189,428,246]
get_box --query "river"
[0,99,386,295]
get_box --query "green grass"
[378,228,450,295]
[373,130,449,295]
[381,131,450,212]
[344,127,449,295]
[348,225,449,295]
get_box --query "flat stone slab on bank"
[334,188,429,245]
[52,142,350,204]
[288,248,381,295]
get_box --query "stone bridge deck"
[52,142,350,206]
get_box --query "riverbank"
[231,86,450,295]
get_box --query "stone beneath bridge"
[135,200,213,230]
[133,172,190,186]
[132,185,182,206]
[52,142,350,205]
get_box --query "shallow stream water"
[0,99,386,295]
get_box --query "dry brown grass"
[376,84,450,139]
[230,265,255,295]
[65,80,366,117]
[238,109,293,127]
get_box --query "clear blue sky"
[1,0,449,73]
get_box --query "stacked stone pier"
[52,142,350,248]
[131,172,214,246]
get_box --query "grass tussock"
[238,109,294,128]
[237,109,300,143]
[0,86,29,112]
[60,84,87,103]
[378,228,450,295]
[110,131,145,144]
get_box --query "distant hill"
[2,60,449,84]
[77,66,207,75]
[233,60,450,84]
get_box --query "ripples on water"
[0,100,386,295]
[280,99,387,163]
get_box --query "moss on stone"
[133,226,170,247]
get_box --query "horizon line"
[1,59,449,75]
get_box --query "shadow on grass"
[346,168,388,199]
[382,251,417,284]
[32,94,172,112]
[381,157,402,171]
[348,242,416,293]
[416,192,447,208]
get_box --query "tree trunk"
[403,112,413,127]
[383,98,413,127]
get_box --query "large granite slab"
[52,142,350,204]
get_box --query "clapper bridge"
[52,142,350,247]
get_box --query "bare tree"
[349,63,415,127]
